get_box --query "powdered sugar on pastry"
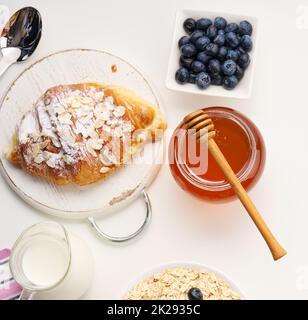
[17,84,134,171]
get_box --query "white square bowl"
[166,9,258,99]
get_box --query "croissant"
[7,83,167,185]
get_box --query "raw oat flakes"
[124,267,240,300]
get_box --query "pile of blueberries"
[176,17,253,90]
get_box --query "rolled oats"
[124,267,240,300]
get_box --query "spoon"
[0,7,42,77]
[183,109,287,261]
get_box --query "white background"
[0,0,307,300]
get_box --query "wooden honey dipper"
[183,109,287,261]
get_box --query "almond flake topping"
[18,85,134,170]
[100,166,111,174]
[113,106,126,117]
[58,112,73,125]
[94,118,105,129]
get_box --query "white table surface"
[0,0,307,300]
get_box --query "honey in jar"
[169,107,266,202]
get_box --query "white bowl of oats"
[122,262,245,300]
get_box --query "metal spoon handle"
[0,47,20,77]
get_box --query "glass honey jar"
[169,107,266,202]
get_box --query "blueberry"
[205,43,219,57]
[179,55,193,69]
[235,65,244,80]
[183,18,196,34]
[211,74,223,85]
[181,44,197,58]
[196,52,211,64]
[213,34,225,46]
[188,288,203,300]
[175,68,190,84]
[208,59,221,76]
[206,25,218,40]
[238,20,253,36]
[237,46,246,55]
[196,18,212,31]
[218,29,225,35]
[195,36,211,51]
[238,53,250,69]
[225,22,238,33]
[226,49,239,61]
[196,72,211,89]
[214,17,227,30]
[223,75,239,89]
[191,60,206,73]
[188,73,197,84]
[222,59,237,76]
[225,32,240,48]
[217,46,228,61]
[178,36,190,48]
[190,31,205,44]
[241,35,253,51]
